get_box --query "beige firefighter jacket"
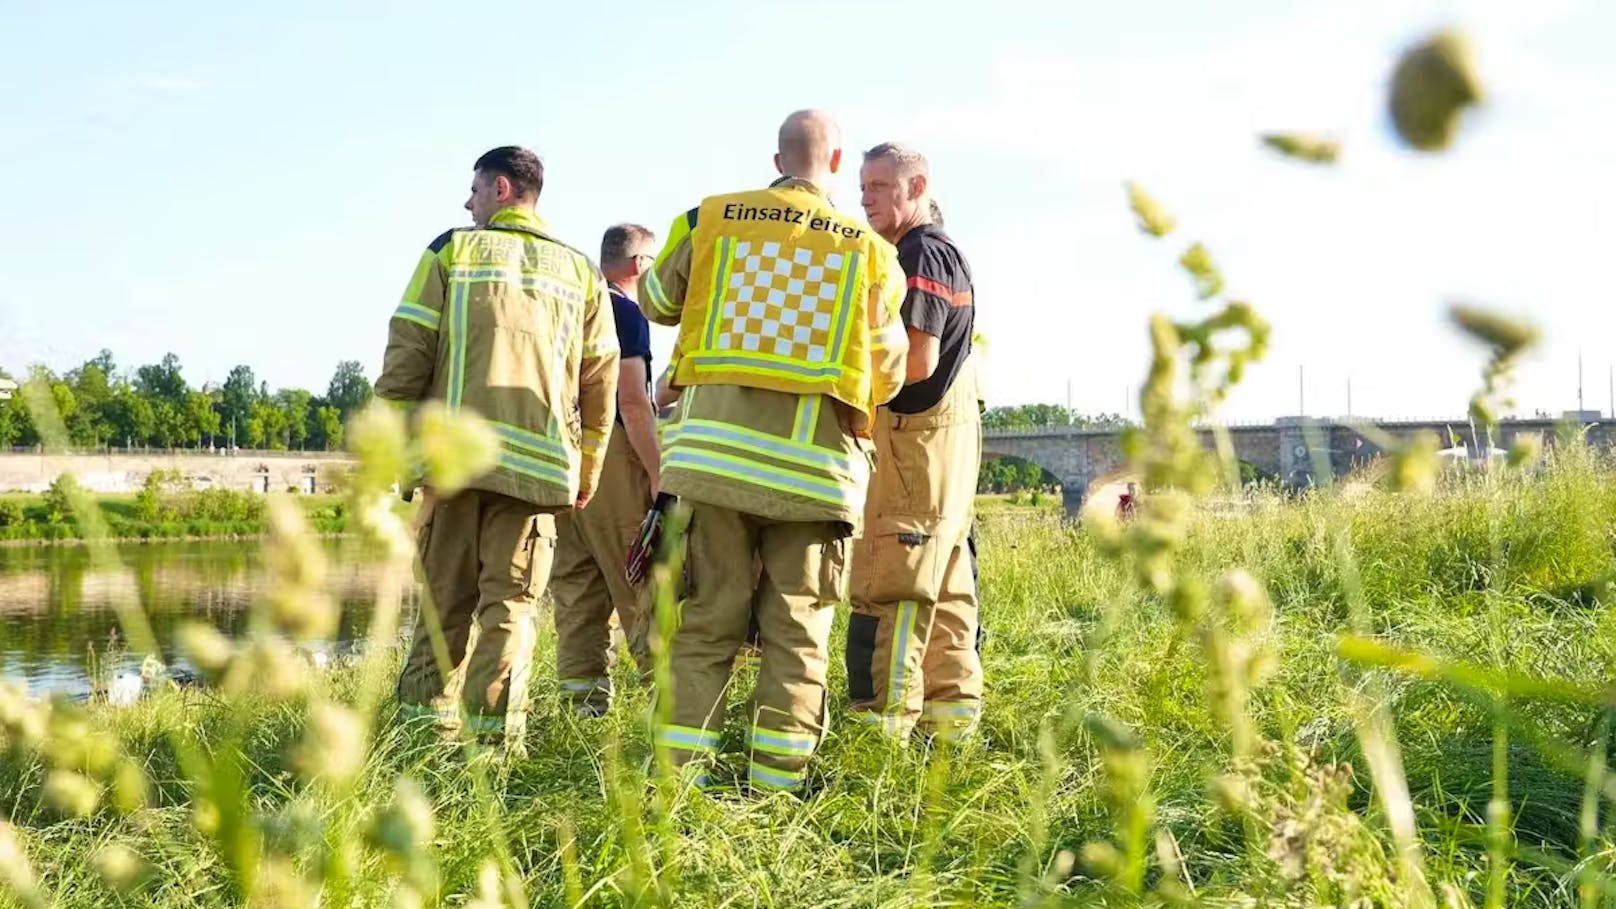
[376,206,619,508]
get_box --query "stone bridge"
[983,416,1616,513]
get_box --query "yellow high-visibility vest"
[645,186,905,424]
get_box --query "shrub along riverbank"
[0,475,348,543]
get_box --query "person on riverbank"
[549,224,661,717]
[640,109,908,792]
[845,142,984,742]
[378,146,619,745]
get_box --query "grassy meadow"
[4,443,1616,907]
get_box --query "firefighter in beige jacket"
[377,146,619,741]
[642,111,907,792]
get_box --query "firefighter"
[640,109,908,792]
[379,146,619,743]
[548,224,663,716]
[846,142,984,741]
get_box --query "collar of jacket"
[487,206,550,233]
[769,175,829,199]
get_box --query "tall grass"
[4,451,1616,906]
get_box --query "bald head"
[775,109,843,184]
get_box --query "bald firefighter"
[549,224,662,716]
[380,146,619,742]
[846,143,984,741]
[641,110,908,792]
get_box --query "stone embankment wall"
[0,450,354,494]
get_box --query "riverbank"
[0,491,349,544]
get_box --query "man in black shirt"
[844,143,984,741]
[549,223,661,716]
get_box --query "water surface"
[0,540,416,698]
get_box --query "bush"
[184,487,264,523]
[133,468,184,522]
[0,499,25,527]
[42,474,81,525]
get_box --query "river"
[0,540,417,698]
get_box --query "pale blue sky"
[2,0,1612,421]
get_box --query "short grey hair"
[600,223,655,264]
[862,142,929,178]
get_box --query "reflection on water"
[0,540,419,698]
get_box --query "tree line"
[981,404,1133,432]
[0,351,373,452]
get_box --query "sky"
[1,0,1613,423]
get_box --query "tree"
[221,365,258,447]
[247,399,288,450]
[316,405,343,451]
[0,395,28,448]
[149,398,192,448]
[65,352,118,447]
[276,389,313,450]
[326,360,372,420]
[188,391,222,448]
[982,404,1133,431]
[18,367,77,446]
[104,390,155,447]
[134,353,187,405]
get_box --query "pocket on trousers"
[523,514,558,590]
[860,515,945,605]
[817,534,851,606]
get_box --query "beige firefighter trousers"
[654,502,850,792]
[396,489,556,740]
[847,375,983,740]
[550,424,654,710]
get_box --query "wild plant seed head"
[369,776,436,858]
[0,821,41,904]
[1389,28,1484,152]
[43,769,100,818]
[225,639,308,701]
[1448,304,1538,357]
[1390,432,1441,494]
[91,844,149,894]
[347,403,410,496]
[1507,433,1542,469]
[465,860,507,909]
[1177,243,1224,300]
[416,402,500,496]
[1217,569,1273,632]
[1211,773,1254,815]
[47,705,117,775]
[249,859,318,909]
[111,760,149,814]
[1260,132,1341,164]
[294,703,368,788]
[0,682,46,749]
[1126,181,1177,238]
[1079,841,1124,879]
[176,622,236,676]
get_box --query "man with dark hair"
[549,223,662,716]
[379,145,618,746]
[846,141,984,742]
[470,145,545,204]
